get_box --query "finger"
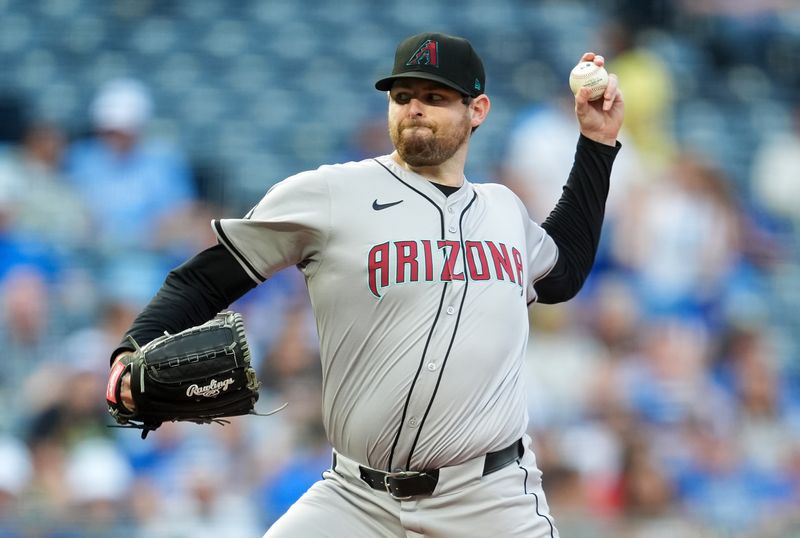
[122,373,136,411]
[603,74,618,110]
[579,52,605,67]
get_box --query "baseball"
[569,61,608,101]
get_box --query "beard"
[390,115,471,167]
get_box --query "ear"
[469,94,491,129]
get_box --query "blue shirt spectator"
[65,78,198,254]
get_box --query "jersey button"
[447,206,455,214]
[427,362,437,371]
[448,225,457,233]
[408,417,418,427]
[446,306,455,315]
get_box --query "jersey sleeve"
[213,170,330,283]
[521,203,559,304]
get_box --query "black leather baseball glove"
[106,311,279,438]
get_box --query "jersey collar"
[375,155,473,205]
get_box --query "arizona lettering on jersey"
[367,239,524,297]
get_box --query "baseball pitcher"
[106,32,624,537]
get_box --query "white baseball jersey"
[214,155,558,472]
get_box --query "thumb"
[574,87,595,123]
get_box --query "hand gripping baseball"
[573,52,624,147]
[106,311,286,438]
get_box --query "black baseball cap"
[375,32,485,97]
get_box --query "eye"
[426,93,444,103]
[391,91,411,104]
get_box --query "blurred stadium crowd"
[0,0,799,536]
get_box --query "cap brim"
[374,72,471,96]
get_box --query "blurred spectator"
[257,378,328,528]
[0,122,90,250]
[750,102,800,234]
[0,435,33,534]
[611,152,743,317]
[677,0,796,71]
[620,317,728,430]
[65,78,203,256]
[250,296,326,527]
[337,113,394,163]
[674,418,795,534]
[135,442,262,538]
[501,95,644,223]
[62,299,139,375]
[231,270,306,368]
[604,21,677,171]
[25,365,112,450]
[0,266,59,430]
[539,463,613,537]
[525,299,608,429]
[257,298,320,395]
[618,436,675,520]
[713,324,800,480]
[61,438,135,536]
[65,77,221,306]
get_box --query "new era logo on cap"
[375,32,486,97]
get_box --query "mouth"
[401,121,435,132]
[401,126,434,139]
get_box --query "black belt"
[354,439,523,499]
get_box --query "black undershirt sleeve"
[109,243,257,364]
[533,134,620,304]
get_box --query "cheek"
[387,108,402,131]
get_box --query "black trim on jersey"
[213,219,266,283]
[109,243,257,364]
[405,191,477,469]
[393,282,449,468]
[521,465,556,537]
[374,158,449,471]
[534,135,619,304]
[430,182,460,197]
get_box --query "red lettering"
[437,240,464,281]
[367,239,525,296]
[512,247,524,287]
[465,241,490,280]
[368,242,390,297]
[421,240,433,281]
[486,241,515,283]
[395,241,418,283]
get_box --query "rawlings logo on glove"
[106,311,285,438]
[186,378,236,398]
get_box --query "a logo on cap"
[406,39,438,67]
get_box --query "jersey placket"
[392,190,473,471]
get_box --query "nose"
[406,97,425,117]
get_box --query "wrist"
[111,350,133,365]
[581,132,616,147]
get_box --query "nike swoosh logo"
[372,199,403,211]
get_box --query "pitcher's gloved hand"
[106,311,267,438]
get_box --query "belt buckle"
[383,471,420,500]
